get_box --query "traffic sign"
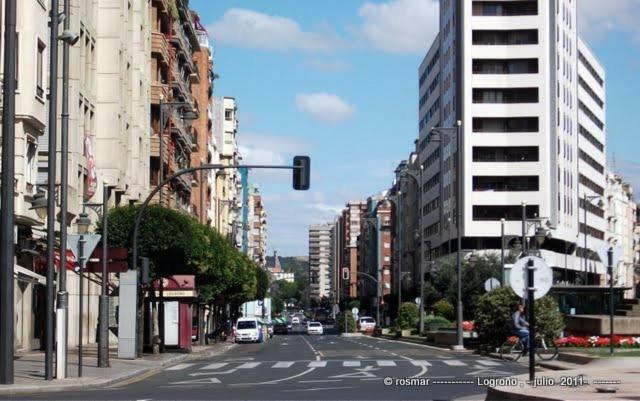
[509,256,552,300]
[414,297,421,305]
[351,307,359,316]
[484,278,501,292]
[68,234,101,263]
[596,244,622,267]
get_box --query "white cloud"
[578,0,640,45]
[303,59,350,72]
[295,92,356,124]
[207,8,347,53]
[237,133,313,182]
[355,0,439,53]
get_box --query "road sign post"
[596,244,621,357]
[527,258,535,382]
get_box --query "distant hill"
[266,255,309,281]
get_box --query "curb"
[0,343,236,396]
[376,335,475,354]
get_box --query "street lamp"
[29,193,48,220]
[429,120,463,350]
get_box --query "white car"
[235,318,262,343]
[291,317,300,325]
[306,321,323,335]
[358,316,376,332]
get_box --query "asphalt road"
[12,329,527,401]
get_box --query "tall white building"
[417,0,607,284]
[309,224,333,301]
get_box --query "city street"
[9,331,526,401]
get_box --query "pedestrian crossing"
[164,358,505,371]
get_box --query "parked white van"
[235,317,262,343]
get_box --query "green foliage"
[347,300,361,311]
[474,286,565,347]
[337,311,357,333]
[167,0,179,21]
[396,302,419,330]
[433,299,455,321]
[101,204,263,306]
[255,267,270,300]
[424,314,451,326]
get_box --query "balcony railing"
[150,83,169,105]
[152,31,170,65]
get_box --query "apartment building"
[251,186,268,267]
[331,216,344,305]
[150,0,199,212]
[309,224,333,301]
[417,0,608,283]
[211,96,241,240]
[604,173,637,297]
[0,0,50,352]
[341,201,367,299]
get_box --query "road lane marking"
[476,360,501,366]
[343,361,361,367]
[299,379,342,383]
[308,361,327,367]
[237,362,261,369]
[230,367,316,386]
[165,363,194,371]
[376,360,397,367]
[282,386,356,392]
[272,361,295,368]
[410,360,432,366]
[168,377,221,385]
[443,360,466,366]
[201,363,228,370]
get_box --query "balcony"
[152,0,169,14]
[171,22,193,57]
[152,31,170,65]
[149,135,170,165]
[150,83,169,105]
[171,64,193,102]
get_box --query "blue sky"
[190,0,640,256]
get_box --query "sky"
[190,0,640,256]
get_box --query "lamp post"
[430,120,463,349]
[397,190,403,312]
[0,0,17,384]
[158,99,198,205]
[582,194,603,285]
[75,211,91,377]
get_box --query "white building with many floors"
[417,0,607,284]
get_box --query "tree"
[337,311,356,333]
[396,302,419,330]
[255,267,270,301]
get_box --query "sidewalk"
[0,342,236,396]
[485,357,640,401]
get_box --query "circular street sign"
[351,307,359,316]
[484,278,501,292]
[509,256,553,300]
[414,297,422,305]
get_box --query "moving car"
[291,316,300,325]
[235,318,262,343]
[358,316,376,332]
[306,321,323,335]
[273,322,288,335]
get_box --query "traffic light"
[292,156,310,190]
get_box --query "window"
[579,223,604,240]
[579,198,604,218]
[578,76,604,107]
[473,146,539,162]
[472,205,539,221]
[36,40,45,99]
[578,149,604,174]
[472,117,539,133]
[472,88,538,103]
[578,51,604,86]
[578,101,604,130]
[224,108,233,121]
[579,174,604,195]
[472,29,538,45]
[472,1,537,16]
[383,256,390,262]
[473,176,539,191]
[26,141,37,185]
[579,124,604,152]
[472,58,538,74]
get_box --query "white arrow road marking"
[165,363,194,371]
[272,361,295,368]
[330,366,379,379]
[169,377,222,385]
[308,361,327,367]
[201,363,228,370]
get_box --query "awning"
[14,264,48,285]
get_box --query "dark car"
[273,322,288,335]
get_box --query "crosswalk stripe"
[410,360,432,367]
[343,361,361,367]
[165,363,194,371]
[201,363,228,370]
[273,362,295,368]
[442,360,466,366]
[308,361,327,367]
[476,360,501,366]
[376,360,397,367]
[237,362,261,369]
